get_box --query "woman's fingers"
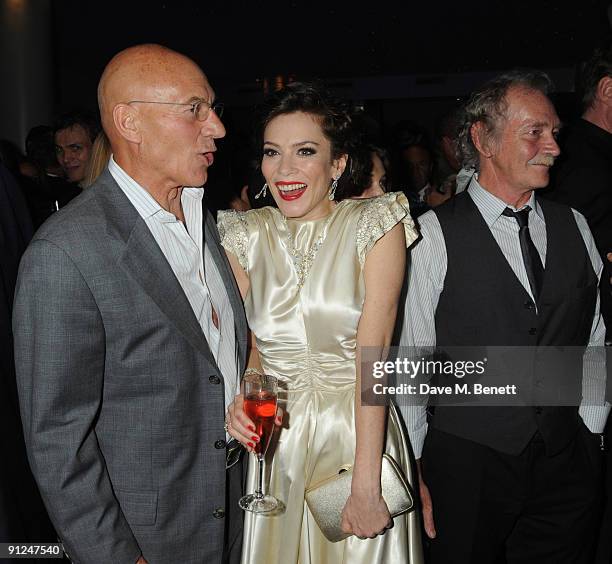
[275,405,284,426]
[340,495,391,539]
[226,395,258,451]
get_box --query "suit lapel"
[119,220,220,363]
[95,170,219,366]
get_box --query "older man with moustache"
[14,44,247,564]
[400,70,609,564]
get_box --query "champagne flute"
[239,372,281,513]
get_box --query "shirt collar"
[109,155,203,222]
[467,174,544,228]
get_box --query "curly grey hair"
[457,70,553,171]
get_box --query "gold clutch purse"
[304,453,414,542]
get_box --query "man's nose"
[204,111,226,139]
[550,138,561,157]
[545,135,561,157]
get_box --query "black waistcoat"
[431,191,597,455]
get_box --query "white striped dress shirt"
[400,176,609,458]
[109,157,239,415]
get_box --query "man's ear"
[112,104,142,144]
[597,75,612,106]
[332,153,349,179]
[471,121,494,158]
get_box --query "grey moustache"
[528,155,555,166]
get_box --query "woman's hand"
[225,394,259,452]
[340,486,392,539]
[225,394,283,453]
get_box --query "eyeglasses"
[127,99,224,121]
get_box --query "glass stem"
[255,455,264,499]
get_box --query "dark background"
[52,1,610,100]
[46,0,612,195]
[51,0,611,116]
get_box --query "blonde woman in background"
[83,131,111,187]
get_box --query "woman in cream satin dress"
[219,82,424,564]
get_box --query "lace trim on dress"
[217,210,249,272]
[280,211,338,289]
[355,192,418,265]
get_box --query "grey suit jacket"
[13,170,248,564]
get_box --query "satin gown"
[218,192,424,564]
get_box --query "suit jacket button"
[209,375,221,384]
[535,407,543,415]
[524,300,534,310]
[215,439,226,449]
[528,327,537,335]
[213,508,225,519]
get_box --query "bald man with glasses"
[14,44,247,564]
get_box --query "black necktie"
[502,206,544,303]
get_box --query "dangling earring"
[328,178,338,201]
[255,183,268,200]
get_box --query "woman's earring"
[255,183,268,200]
[328,178,338,201]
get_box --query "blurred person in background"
[545,36,612,564]
[433,103,474,199]
[391,121,435,217]
[82,131,112,188]
[335,144,390,200]
[546,37,611,342]
[0,161,56,559]
[54,110,99,186]
[21,125,81,228]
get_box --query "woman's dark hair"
[256,81,368,201]
[334,144,390,200]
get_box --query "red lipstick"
[275,181,307,201]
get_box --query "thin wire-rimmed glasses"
[127,99,224,121]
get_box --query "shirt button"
[209,375,221,384]
[529,327,537,335]
[214,440,226,449]
[213,508,225,519]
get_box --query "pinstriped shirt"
[399,176,609,458]
[109,157,239,415]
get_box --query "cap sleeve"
[217,210,249,272]
[356,192,418,265]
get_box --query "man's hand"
[417,459,436,539]
[136,557,148,564]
